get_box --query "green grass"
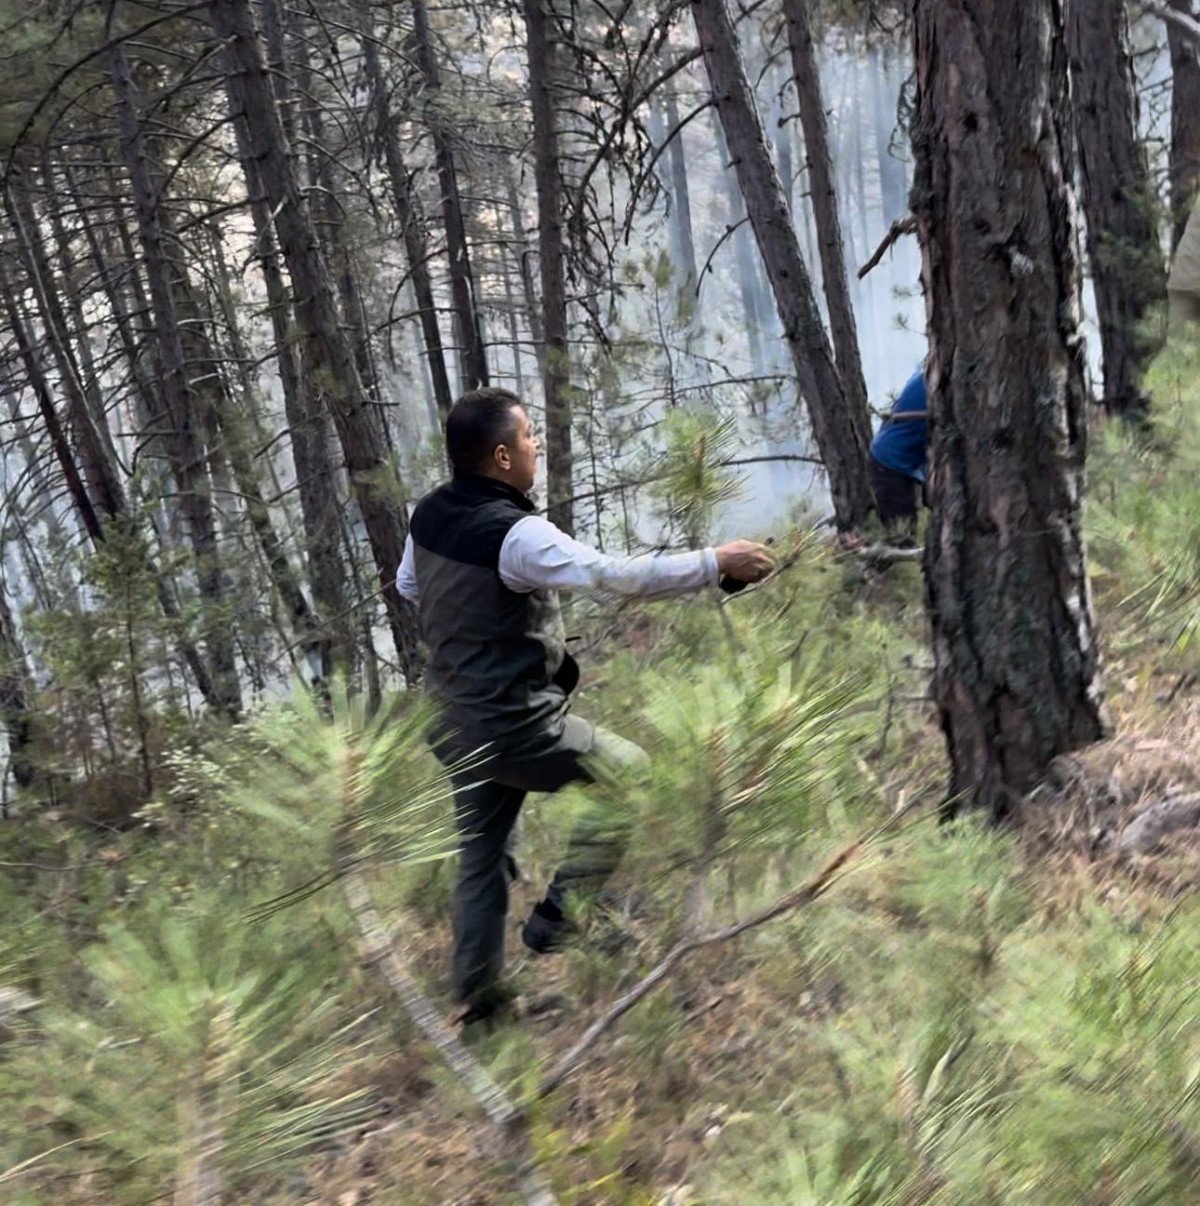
[3,338,1200,1203]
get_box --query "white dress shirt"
[396,514,719,604]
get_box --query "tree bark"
[357,5,454,424]
[5,173,126,522]
[110,44,243,718]
[691,0,875,530]
[663,85,700,297]
[1067,0,1167,422]
[784,0,869,424]
[203,227,328,671]
[912,0,1109,821]
[411,0,489,392]
[524,0,574,534]
[227,98,353,677]
[208,0,420,683]
[0,583,38,792]
[291,17,378,404]
[1167,0,1200,250]
[0,277,107,546]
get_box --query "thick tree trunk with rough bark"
[912,0,1109,820]
[524,0,574,534]
[691,0,875,530]
[357,5,454,422]
[411,0,489,393]
[1067,0,1166,421]
[783,0,869,426]
[1167,0,1200,250]
[208,0,420,682]
[110,45,243,718]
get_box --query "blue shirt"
[870,371,927,482]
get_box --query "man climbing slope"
[396,388,775,1024]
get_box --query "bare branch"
[858,213,917,280]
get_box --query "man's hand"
[715,539,776,584]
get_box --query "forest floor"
[4,342,1200,1205]
[292,598,1200,1206]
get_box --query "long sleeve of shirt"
[498,515,719,599]
[396,533,419,603]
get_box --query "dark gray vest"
[410,474,577,749]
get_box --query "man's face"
[494,405,540,493]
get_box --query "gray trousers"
[438,715,647,1005]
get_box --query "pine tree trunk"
[1067,0,1167,422]
[411,0,489,392]
[912,0,1109,821]
[692,0,875,530]
[109,44,243,718]
[357,4,454,422]
[0,262,109,546]
[227,100,354,676]
[204,229,327,669]
[770,58,796,217]
[291,20,378,402]
[663,86,700,295]
[783,0,869,423]
[5,174,126,522]
[0,583,37,792]
[1167,0,1200,250]
[711,111,767,374]
[524,0,574,534]
[208,0,420,683]
[43,164,125,477]
[505,171,546,378]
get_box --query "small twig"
[858,214,917,280]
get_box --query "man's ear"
[493,442,511,471]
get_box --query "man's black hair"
[445,388,523,474]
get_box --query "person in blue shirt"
[869,370,928,540]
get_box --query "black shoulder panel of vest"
[410,478,531,569]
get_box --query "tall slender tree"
[207,0,419,681]
[783,0,869,424]
[524,0,574,533]
[912,0,1109,819]
[410,0,489,392]
[1166,0,1200,250]
[1067,0,1166,422]
[109,44,243,717]
[691,0,875,530]
[356,1,454,422]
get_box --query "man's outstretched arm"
[498,515,773,599]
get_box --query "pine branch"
[536,834,869,1099]
[858,213,917,279]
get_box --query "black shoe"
[455,983,517,1031]
[521,899,578,955]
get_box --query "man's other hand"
[715,540,775,584]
